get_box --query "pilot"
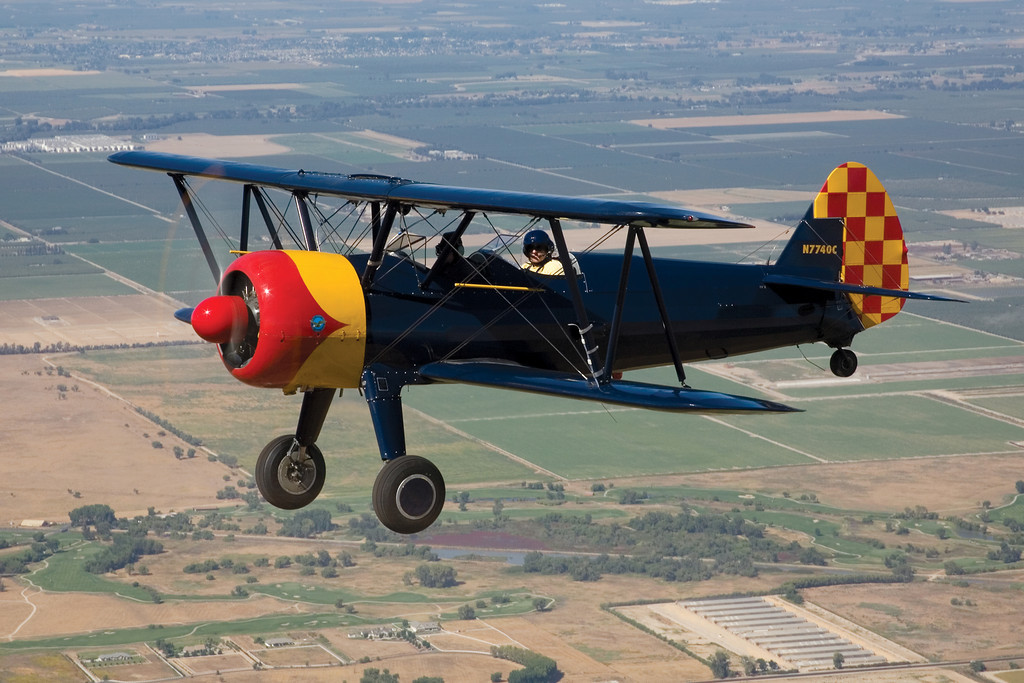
[434,231,476,281]
[521,229,564,276]
[436,231,465,259]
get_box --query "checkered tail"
[812,162,909,329]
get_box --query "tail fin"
[810,162,909,329]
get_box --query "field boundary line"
[12,155,167,216]
[701,415,828,463]
[405,405,565,481]
[924,390,1024,428]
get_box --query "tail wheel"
[830,348,858,378]
[373,455,446,534]
[255,435,326,510]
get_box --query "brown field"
[606,451,1024,516]
[630,109,905,129]
[0,353,233,526]
[173,651,253,675]
[941,206,1024,229]
[145,133,293,159]
[77,650,177,681]
[0,69,101,77]
[252,643,342,667]
[0,591,292,641]
[806,579,1024,662]
[0,295,196,349]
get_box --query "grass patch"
[29,544,158,602]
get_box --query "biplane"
[109,151,958,534]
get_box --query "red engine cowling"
[190,250,367,392]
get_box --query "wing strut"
[636,226,687,386]
[240,184,252,252]
[361,202,399,288]
[548,217,604,384]
[293,191,317,251]
[171,174,221,284]
[603,225,637,383]
[249,187,285,250]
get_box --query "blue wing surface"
[109,151,754,230]
[418,361,798,414]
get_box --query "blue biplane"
[109,151,957,533]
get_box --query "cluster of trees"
[83,533,163,574]
[0,536,58,575]
[987,541,1022,564]
[278,508,333,538]
[414,564,457,588]
[506,509,781,582]
[523,550,712,583]
[0,339,199,356]
[134,407,203,447]
[490,646,559,683]
[358,669,446,683]
[70,503,117,528]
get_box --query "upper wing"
[418,360,798,413]
[109,151,753,230]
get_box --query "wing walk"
[418,360,798,413]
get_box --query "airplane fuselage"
[360,251,861,379]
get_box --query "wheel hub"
[277,451,315,495]
[395,474,436,520]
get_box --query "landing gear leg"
[830,348,858,378]
[364,366,446,534]
[254,388,335,509]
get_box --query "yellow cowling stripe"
[284,251,367,392]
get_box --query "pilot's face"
[526,244,550,264]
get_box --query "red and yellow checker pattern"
[812,162,909,329]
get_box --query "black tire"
[255,435,326,510]
[372,455,446,534]
[829,348,858,378]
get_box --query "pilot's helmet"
[523,230,554,256]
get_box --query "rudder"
[810,162,909,328]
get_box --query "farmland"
[2,0,1024,680]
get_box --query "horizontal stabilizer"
[763,273,966,303]
[419,361,798,414]
[174,307,195,324]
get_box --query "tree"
[709,650,731,679]
[69,504,117,528]
[491,674,502,682]
[458,604,476,620]
[833,651,845,669]
[361,668,400,683]
[415,564,457,588]
[277,508,333,538]
[1016,480,1024,494]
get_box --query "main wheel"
[372,455,446,534]
[829,348,858,378]
[255,435,326,510]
